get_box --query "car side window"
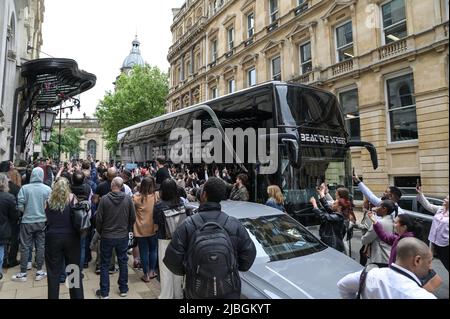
[399,199,413,211]
[417,202,434,216]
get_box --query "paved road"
[0,255,161,299]
[307,225,449,299]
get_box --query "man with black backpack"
[164,177,256,299]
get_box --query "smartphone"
[416,178,421,188]
[352,167,355,177]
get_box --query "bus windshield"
[275,84,345,128]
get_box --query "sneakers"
[95,265,100,274]
[109,266,118,274]
[35,270,47,281]
[119,290,128,297]
[26,262,32,270]
[12,272,27,282]
[95,289,110,299]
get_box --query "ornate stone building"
[59,116,110,162]
[167,0,449,197]
[0,0,44,161]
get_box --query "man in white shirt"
[352,173,405,216]
[337,237,436,299]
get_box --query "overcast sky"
[40,0,185,117]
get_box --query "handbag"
[70,196,91,237]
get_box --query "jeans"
[99,237,128,297]
[79,236,86,270]
[45,234,83,299]
[19,223,46,273]
[0,245,4,275]
[137,235,158,276]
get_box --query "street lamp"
[39,109,57,130]
[40,129,52,145]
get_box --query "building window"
[228,79,236,93]
[269,0,279,23]
[211,39,218,62]
[299,41,312,74]
[227,27,234,51]
[335,21,354,62]
[386,73,418,142]
[87,140,97,160]
[211,87,218,99]
[382,0,407,44]
[271,56,281,81]
[248,68,256,87]
[212,0,224,14]
[394,176,420,196]
[339,89,360,141]
[247,13,255,38]
[446,0,449,20]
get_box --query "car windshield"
[240,214,326,262]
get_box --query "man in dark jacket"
[95,177,136,299]
[164,177,256,299]
[155,157,171,189]
[0,173,19,280]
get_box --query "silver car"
[190,201,363,299]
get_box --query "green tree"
[95,64,168,152]
[34,126,83,160]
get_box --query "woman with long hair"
[153,179,185,299]
[368,208,422,265]
[416,187,448,271]
[265,185,285,212]
[45,177,84,299]
[133,177,159,282]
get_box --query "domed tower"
[121,35,145,74]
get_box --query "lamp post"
[40,129,52,145]
[39,109,56,148]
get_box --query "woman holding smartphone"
[416,185,449,271]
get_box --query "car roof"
[400,195,444,201]
[189,201,283,219]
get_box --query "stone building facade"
[167,0,449,197]
[59,117,110,163]
[0,0,44,161]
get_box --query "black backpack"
[185,213,240,299]
[70,196,91,237]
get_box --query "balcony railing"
[332,59,353,76]
[292,72,314,84]
[378,39,407,60]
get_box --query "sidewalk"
[0,255,161,299]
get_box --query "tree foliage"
[34,126,84,160]
[95,64,168,151]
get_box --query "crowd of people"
[0,156,259,299]
[0,156,448,299]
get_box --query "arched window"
[87,140,97,159]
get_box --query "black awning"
[21,58,96,109]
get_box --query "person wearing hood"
[12,167,51,282]
[95,177,136,299]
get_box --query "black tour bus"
[117,81,378,225]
